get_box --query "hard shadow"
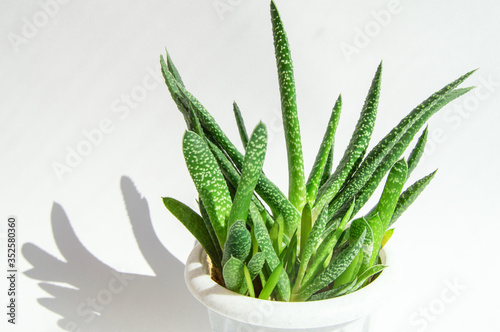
[22,176,210,332]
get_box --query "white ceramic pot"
[185,244,396,332]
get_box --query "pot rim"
[185,243,397,329]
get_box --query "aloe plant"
[161,0,474,302]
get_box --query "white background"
[1,0,499,331]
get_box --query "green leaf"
[233,101,249,148]
[308,278,359,301]
[258,262,284,300]
[320,147,334,188]
[306,95,342,205]
[163,197,221,270]
[160,55,189,122]
[389,169,437,227]
[223,257,245,292]
[300,203,312,257]
[334,249,363,287]
[222,220,252,266]
[239,252,265,296]
[352,264,387,291]
[227,122,268,230]
[247,252,266,279]
[376,159,408,230]
[309,264,386,300]
[366,213,384,268]
[294,227,366,302]
[293,205,328,294]
[243,264,255,297]
[165,49,185,87]
[198,199,223,267]
[314,62,382,217]
[249,204,291,301]
[407,126,428,177]
[271,0,306,212]
[182,131,232,247]
[348,217,374,276]
[326,74,474,221]
[300,199,355,289]
[172,77,300,238]
[381,228,394,248]
[206,139,274,228]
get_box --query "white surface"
[1,0,499,331]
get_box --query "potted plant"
[160,1,474,331]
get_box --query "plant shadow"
[22,176,210,332]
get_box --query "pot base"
[208,309,371,332]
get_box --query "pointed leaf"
[247,252,266,279]
[227,122,268,230]
[349,217,374,275]
[407,126,428,176]
[163,197,221,270]
[308,278,359,301]
[293,205,328,293]
[389,169,437,227]
[198,199,223,267]
[165,49,185,87]
[173,78,301,238]
[327,73,474,220]
[306,95,342,204]
[249,204,291,301]
[320,147,334,187]
[223,257,245,292]
[352,264,387,291]
[314,62,382,217]
[233,101,249,148]
[243,264,255,297]
[271,0,306,211]
[301,199,355,289]
[381,228,394,248]
[334,249,363,287]
[294,227,366,301]
[222,220,252,266]
[376,159,408,229]
[259,262,284,300]
[182,131,232,247]
[366,213,384,268]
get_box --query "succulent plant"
[161,1,474,302]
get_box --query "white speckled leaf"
[389,169,437,227]
[315,63,382,216]
[249,204,291,301]
[407,126,428,176]
[327,73,475,219]
[295,227,366,302]
[183,131,232,248]
[173,77,300,238]
[271,0,306,212]
[349,217,374,276]
[227,122,267,230]
[222,220,251,266]
[223,257,245,292]
[233,101,249,148]
[306,95,342,205]
[376,158,408,230]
